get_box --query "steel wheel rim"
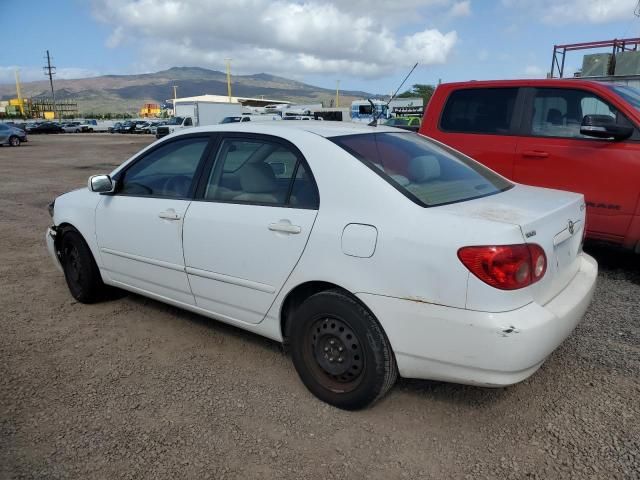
[304,316,365,393]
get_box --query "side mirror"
[88,174,115,193]
[580,114,633,140]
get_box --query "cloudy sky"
[2,0,639,93]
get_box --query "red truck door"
[423,87,524,178]
[514,86,640,243]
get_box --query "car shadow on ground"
[112,291,510,408]
[584,241,640,283]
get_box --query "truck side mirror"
[580,114,633,141]
[88,174,115,193]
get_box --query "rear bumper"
[358,253,598,387]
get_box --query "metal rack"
[550,38,640,78]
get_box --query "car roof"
[438,78,614,89]
[182,121,401,138]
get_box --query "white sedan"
[45,122,597,409]
[61,122,83,133]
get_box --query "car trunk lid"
[439,184,586,306]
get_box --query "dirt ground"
[1,134,638,479]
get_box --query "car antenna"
[368,61,418,127]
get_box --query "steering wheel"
[162,175,191,197]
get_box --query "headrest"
[407,155,441,183]
[239,163,277,193]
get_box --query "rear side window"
[440,88,518,135]
[204,138,319,208]
[332,133,512,207]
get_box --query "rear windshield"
[331,132,512,207]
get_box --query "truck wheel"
[9,136,20,147]
[290,289,397,410]
[60,229,105,303]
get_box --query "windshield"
[221,116,242,123]
[167,116,184,125]
[331,132,512,207]
[386,118,409,126]
[608,84,640,112]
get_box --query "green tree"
[397,84,435,105]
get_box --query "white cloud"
[524,65,545,76]
[503,0,637,25]
[449,0,471,17]
[90,0,458,79]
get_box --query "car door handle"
[158,209,181,220]
[268,221,301,234]
[521,150,549,158]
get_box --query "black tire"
[9,136,20,147]
[60,229,104,303]
[290,289,397,410]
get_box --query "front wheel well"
[280,281,365,347]
[53,223,81,258]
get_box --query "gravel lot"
[1,134,638,479]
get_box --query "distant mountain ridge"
[0,67,377,114]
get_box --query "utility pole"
[43,50,57,119]
[173,85,178,101]
[336,80,340,108]
[225,58,232,102]
[14,70,24,116]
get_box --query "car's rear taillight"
[458,244,547,290]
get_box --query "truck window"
[184,117,193,126]
[440,88,518,135]
[530,88,630,139]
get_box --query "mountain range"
[0,67,377,114]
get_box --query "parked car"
[220,116,251,123]
[0,123,28,146]
[134,122,152,134]
[109,122,123,134]
[45,122,597,409]
[61,122,82,133]
[78,119,98,132]
[5,122,27,132]
[384,116,421,132]
[419,79,640,252]
[149,121,167,136]
[26,122,64,134]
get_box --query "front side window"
[440,88,518,134]
[331,132,512,207]
[119,137,208,198]
[204,138,318,208]
[531,88,630,139]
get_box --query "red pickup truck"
[419,79,640,251]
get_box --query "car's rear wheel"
[60,229,104,303]
[290,289,397,410]
[9,136,20,147]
